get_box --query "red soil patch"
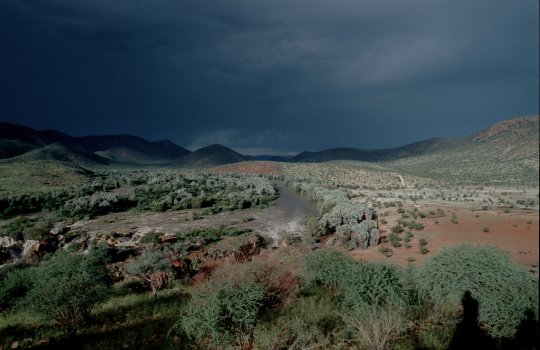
[212,161,283,176]
[351,204,539,269]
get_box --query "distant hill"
[0,158,92,194]
[470,115,539,144]
[174,144,246,168]
[293,137,460,163]
[1,115,537,178]
[0,139,37,159]
[244,154,294,162]
[0,123,191,163]
[77,135,191,163]
[386,115,539,185]
[0,123,79,147]
[0,143,110,168]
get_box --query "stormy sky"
[0,0,538,155]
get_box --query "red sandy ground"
[209,163,538,270]
[351,204,539,269]
[212,161,283,176]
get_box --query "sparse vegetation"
[0,143,538,348]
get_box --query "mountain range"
[0,123,190,164]
[0,116,538,179]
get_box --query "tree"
[415,244,538,338]
[125,250,171,302]
[24,247,112,335]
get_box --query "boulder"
[0,236,17,248]
[50,223,67,235]
[21,240,40,258]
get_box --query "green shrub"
[305,215,322,237]
[378,246,393,257]
[62,192,134,218]
[391,224,404,234]
[178,260,300,349]
[305,251,406,309]
[415,244,539,338]
[254,293,343,349]
[125,250,171,301]
[388,233,402,242]
[180,282,266,348]
[339,263,406,309]
[304,250,357,290]
[1,216,32,239]
[408,221,425,230]
[140,231,161,245]
[0,263,34,311]
[391,240,402,248]
[23,247,112,335]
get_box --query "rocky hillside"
[387,115,539,185]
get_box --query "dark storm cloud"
[1,0,537,153]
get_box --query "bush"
[305,251,406,309]
[0,263,34,312]
[140,231,161,245]
[23,247,112,335]
[305,215,322,237]
[408,221,424,230]
[62,192,134,218]
[339,263,406,309]
[178,259,300,349]
[253,293,343,349]
[343,304,409,350]
[304,250,357,292]
[125,250,172,301]
[332,223,378,249]
[415,244,539,338]
[379,246,392,257]
[1,216,32,240]
[391,224,404,234]
[180,282,266,349]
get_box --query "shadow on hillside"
[24,291,190,350]
[32,317,191,350]
[449,291,539,350]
